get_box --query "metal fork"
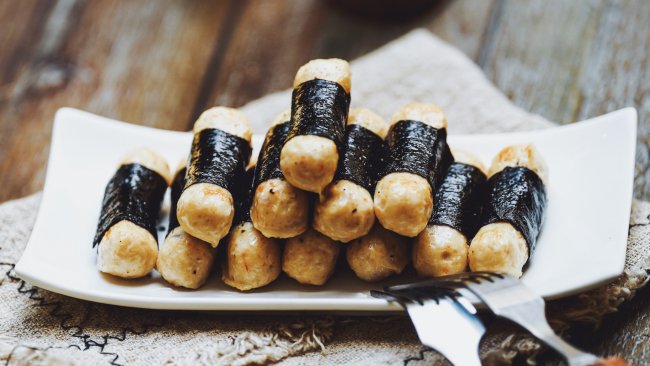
[399,272,600,366]
[372,287,485,366]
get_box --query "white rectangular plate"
[15,107,637,311]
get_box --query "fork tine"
[370,290,404,302]
[379,272,611,366]
[381,285,450,305]
[458,272,601,366]
[385,277,460,292]
[371,289,420,305]
[385,271,500,293]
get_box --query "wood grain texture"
[479,1,650,363]
[571,1,650,201]
[195,0,495,121]
[480,0,650,200]
[0,0,495,201]
[0,0,233,202]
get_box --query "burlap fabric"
[1,30,647,365]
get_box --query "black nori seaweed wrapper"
[253,121,291,189]
[286,79,351,150]
[93,163,168,247]
[483,166,547,255]
[429,162,487,239]
[185,128,252,193]
[334,124,386,193]
[166,167,187,237]
[381,120,453,193]
[233,168,255,226]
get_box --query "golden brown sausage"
[313,108,387,242]
[280,59,351,193]
[222,168,282,291]
[282,228,340,286]
[469,144,548,277]
[96,148,170,279]
[157,161,216,289]
[176,107,252,246]
[250,110,310,238]
[346,224,409,282]
[413,149,486,277]
[374,103,452,237]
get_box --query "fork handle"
[495,303,598,366]
[538,331,600,366]
[589,357,629,366]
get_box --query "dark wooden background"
[1,0,648,363]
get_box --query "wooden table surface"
[1,0,648,364]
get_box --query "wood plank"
[194,0,495,120]
[479,0,604,124]
[479,1,650,363]
[479,0,650,200]
[0,0,56,171]
[0,0,235,202]
[0,0,494,202]
[571,1,650,201]
[0,1,54,85]
[423,0,497,61]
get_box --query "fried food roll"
[346,224,409,282]
[413,149,487,277]
[280,59,351,193]
[313,108,388,242]
[223,168,282,291]
[469,144,548,277]
[251,110,310,238]
[177,107,253,246]
[157,161,216,289]
[374,103,453,237]
[282,228,340,286]
[95,148,170,279]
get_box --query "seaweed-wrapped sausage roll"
[177,107,253,246]
[282,228,340,286]
[280,59,351,193]
[250,110,310,238]
[374,103,453,237]
[413,150,486,277]
[469,144,548,277]
[346,224,409,282]
[313,108,387,242]
[95,148,170,279]
[223,168,282,291]
[157,161,216,289]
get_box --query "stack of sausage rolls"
[93,58,548,291]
